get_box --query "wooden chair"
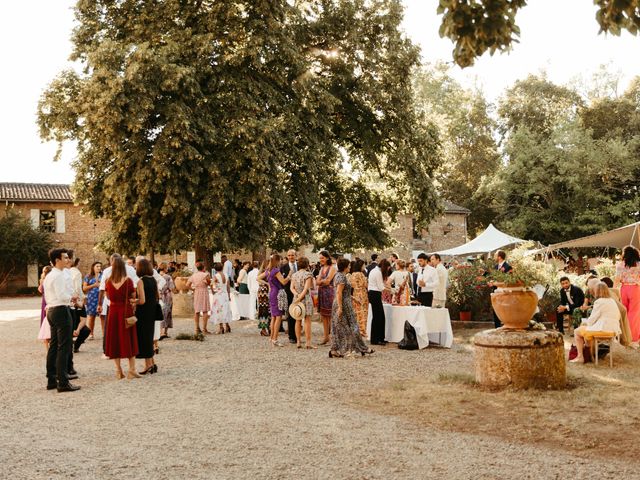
[590,332,617,367]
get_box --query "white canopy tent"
[431,224,526,257]
[547,222,640,251]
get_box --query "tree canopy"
[38,0,441,255]
[437,0,640,67]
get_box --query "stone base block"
[474,329,566,389]
[173,293,194,317]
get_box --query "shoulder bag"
[125,279,138,328]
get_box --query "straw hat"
[288,301,306,321]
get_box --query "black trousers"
[286,292,297,341]
[418,292,433,307]
[74,325,92,351]
[368,291,386,344]
[46,306,73,386]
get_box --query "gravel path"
[0,297,637,479]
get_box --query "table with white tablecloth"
[367,304,453,349]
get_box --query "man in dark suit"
[556,276,585,334]
[408,262,419,299]
[492,250,513,328]
[365,254,378,277]
[280,249,298,343]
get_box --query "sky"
[0,0,638,184]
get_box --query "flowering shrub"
[448,264,491,312]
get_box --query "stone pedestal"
[474,329,566,389]
[173,293,194,317]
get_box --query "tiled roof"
[0,183,73,203]
[443,200,471,214]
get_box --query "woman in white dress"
[210,262,233,334]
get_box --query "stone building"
[0,183,112,293]
[0,182,469,292]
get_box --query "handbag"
[155,302,164,321]
[398,321,419,350]
[124,280,138,328]
[277,288,289,316]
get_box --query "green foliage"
[413,63,500,234]
[447,263,490,311]
[0,208,53,289]
[477,75,640,245]
[436,0,640,67]
[38,0,440,255]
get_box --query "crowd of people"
[556,245,640,362]
[39,249,169,392]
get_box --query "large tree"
[413,63,500,234]
[38,0,440,255]
[436,0,640,67]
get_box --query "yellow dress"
[350,272,368,336]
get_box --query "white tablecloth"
[235,293,252,319]
[367,305,453,349]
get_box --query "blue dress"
[84,274,101,316]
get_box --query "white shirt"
[68,267,84,302]
[417,265,439,293]
[223,260,234,282]
[368,267,385,292]
[583,298,621,333]
[434,263,449,301]
[247,268,260,294]
[389,270,409,291]
[44,267,74,308]
[152,269,166,292]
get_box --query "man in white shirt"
[430,254,449,308]
[368,261,389,345]
[416,253,438,307]
[44,248,80,392]
[247,262,260,320]
[135,255,166,292]
[222,255,235,286]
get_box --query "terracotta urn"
[174,276,190,293]
[491,288,538,329]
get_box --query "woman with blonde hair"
[571,282,621,363]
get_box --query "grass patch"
[175,332,205,341]
[437,372,476,385]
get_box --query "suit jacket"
[365,262,378,277]
[559,285,585,313]
[280,262,297,302]
[496,261,513,274]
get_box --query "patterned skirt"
[257,284,270,328]
[318,285,335,317]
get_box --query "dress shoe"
[289,339,296,344]
[68,374,79,380]
[46,383,57,391]
[57,383,81,393]
[68,369,78,376]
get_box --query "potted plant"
[448,264,488,321]
[173,266,193,293]
[488,245,549,329]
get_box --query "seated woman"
[571,282,621,363]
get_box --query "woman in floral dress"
[349,259,368,337]
[158,263,175,339]
[290,256,316,349]
[316,250,336,345]
[256,261,271,336]
[329,259,374,358]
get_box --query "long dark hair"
[110,257,127,284]
[379,259,391,280]
[88,261,101,279]
[352,259,365,274]
[319,250,332,265]
[622,245,640,268]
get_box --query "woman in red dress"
[105,256,145,379]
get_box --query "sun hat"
[288,301,306,321]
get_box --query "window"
[39,210,56,232]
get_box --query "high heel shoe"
[224,324,231,333]
[127,371,141,379]
[116,370,125,379]
[152,364,158,374]
[139,366,153,375]
[361,348,375,356]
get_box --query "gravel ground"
[1,296,637,480]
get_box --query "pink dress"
[189,271,211,313]
[616,261,640,342]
